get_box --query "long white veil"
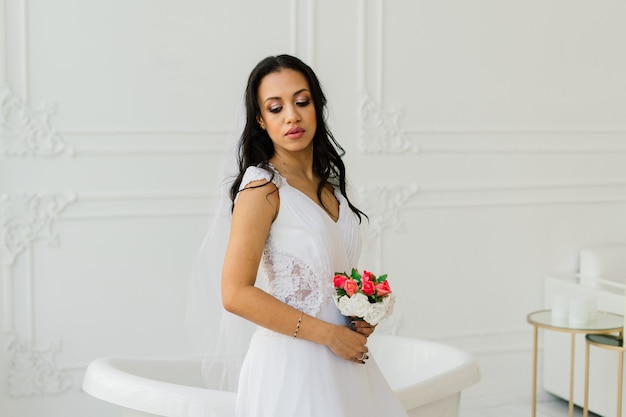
[184,104,260,392]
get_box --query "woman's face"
[256,68,317,157]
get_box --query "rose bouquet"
[333,268,395,326]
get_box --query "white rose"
[364,302,388,325]
[336,295,355,316]
[349,293,371,318]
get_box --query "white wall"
[1,0,626,416]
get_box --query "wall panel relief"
[357,0,626,155]
[357,0,408,155]
[360,94,414,153]
[0,83,232,158]
[0,85,72,157]
[0,191,213,398]
[358,184,419,267]
[5,332,72,397]
[1,192,76,397]
[1,193,76,266]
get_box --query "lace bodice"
[261,238,331,316]
[238,165,361,317]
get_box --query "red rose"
[361,270,373,282]
[333,275,347,288]
[375,281,391,296]
[362,280,375,296]
[344,279,359,297]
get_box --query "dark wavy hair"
[230,54,366,222]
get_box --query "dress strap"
[239,165,282,191]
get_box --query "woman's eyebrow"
[263,89,310,103]
[292,88,309,96]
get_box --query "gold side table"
[584,334,625,417]
[527,310,623,417]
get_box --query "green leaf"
[378,274,388,282]
[351,268,361,283]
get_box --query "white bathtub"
[82,334,480,417]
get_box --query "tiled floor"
[460,396,602,417]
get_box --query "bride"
[199,54,408,417]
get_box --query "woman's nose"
[284,104,301,123]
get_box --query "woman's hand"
[326,325,369,364]
[350,320,377,338]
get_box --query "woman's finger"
[351,321,377,337]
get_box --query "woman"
[221,55,407,417]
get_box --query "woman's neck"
[269,151,315,182]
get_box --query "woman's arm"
[221,180,368,362]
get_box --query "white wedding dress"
[235,165,408,417]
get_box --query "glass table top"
[528,310,624,332]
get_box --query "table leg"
[569,333,576,417]
[618,350,623,417]
[531,325,538,417]
[583,340,590,417]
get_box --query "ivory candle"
[569,296,589,325]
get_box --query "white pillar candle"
[552,293,569,320]
[569,296,589,325]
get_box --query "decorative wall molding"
[0,85,73,157]
[62,208,211,220]
[57,128,230,156]
[409,196,626,210]
[403,180,626,210]
[0,189,213,262]
[371,130,626,155]
[413,179,626,196]
[0,190,213,398]
[359,184,420,238]
[62,190,214,220]
[356,2,626,155]
[289,0,316,64]
[1,192,76,266]
[78,190,213,200]
[304,0,316,66]
[408,141,626,155]
[0,84,231,157]
[357,0,413,155]
[5,332,73,397]
[1,192,76,397]
[356,178,626,263]
[358,184,419,272]
[359,94,415,153]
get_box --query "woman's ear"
[257,116,265,130]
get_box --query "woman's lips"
[286,127,305,139]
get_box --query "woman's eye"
[296,99,310,107]
[269,106,282,113]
